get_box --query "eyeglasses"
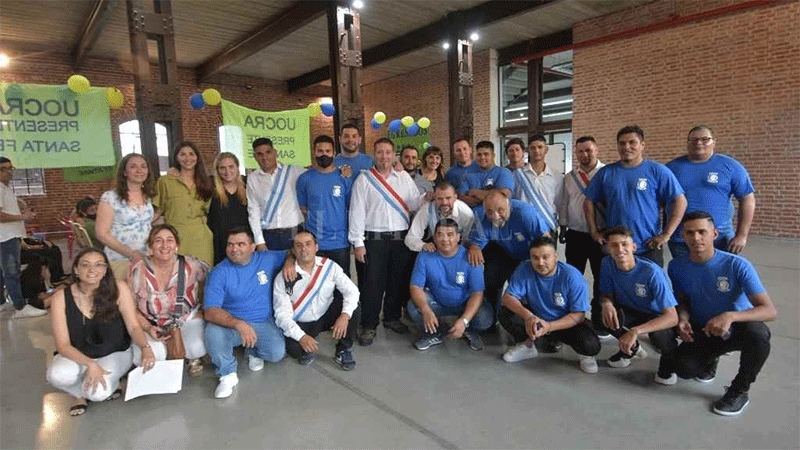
[688,137,713,144]
[78,262,108,270]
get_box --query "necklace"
[73,284,94,324]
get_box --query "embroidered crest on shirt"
[635,283,647,297]
[636,178,648,190]
[716,276,731,292]
[553,292,565,307]
[455,272,466,285]
[257,270,268,285]
[707,172,719,183]
[332,185,342,197]
[515,232,525,241]
[486,178,495,187]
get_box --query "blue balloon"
[388,119,402,133]
[189,93,205,110]
[371,118,381,130]
[320,103,335,116]
[406,123,419,136]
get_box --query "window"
[118,120,170,174]
[12,168,45,196]
[218,125,247,175]
[498,50,573,127]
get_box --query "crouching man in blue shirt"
[407,218,492,351]
[658,211,776,416]
[204,227,289,398]
[499,236,601,374]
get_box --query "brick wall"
[572,0,800,237]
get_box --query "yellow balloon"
[105,87,124,109]
[67,75,91,94]
[401,116,414,127]
[202,88,222,106]
[417,116,431,129]
[308,103,321,118]
[373,111,387,124]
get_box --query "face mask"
[316,155,334,168]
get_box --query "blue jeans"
[406,291,494,333]
[204,320,286,377]
[0,238,24,309]
[668,236,730,259]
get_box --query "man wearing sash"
[247,137,305,251]
[273,231,360,370]
[405,181,473,253]
[334,123,374,182]
[444,138,478,194]
[349,138,424,345]
[512,135,562,238]
[459,141,514,207]
[557,136,607,336]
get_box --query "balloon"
[189,93,205,110]
[320,103,335,117]
[401,115,414,127]
[202,88,221,106]
[417,116,431,129]
[388,119,402,133]
[67,74,91,94]
[370,118,381,130]
[307,103,321,117]
[423,142,431,150]
[406,123,419,136]
[105,87,124,109]
[373,111,386,124]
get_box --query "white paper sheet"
[124,359,184,401]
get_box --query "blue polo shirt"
[584,160,684,253]
[667,154,754,242]
[469,199,550,261]
[334,152,374,182]
[410,246,484,308]
[598,256,677,316]
[668,250,763,327]
[459,165,515,194]
[505,261,589,322]
[445,161,478,192]
[204,250,287,323]
[296,168,352,250]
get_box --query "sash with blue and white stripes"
[261,165,291,228]
[426,201,439,238]
[514,168,557,230]
[292,257,332,320]
[363,168,410,225]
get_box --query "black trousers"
[483,242,521,318]
[21,243,65,280]
[603,305,678,355]
[285,303,361,359]
[658,321,771,392]
[498,307,601,356]
[360,233,414,330]
[564,229,605,326]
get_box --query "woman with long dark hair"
[46,248,154,416]
[154,141,214,265]
[207,152,249,264]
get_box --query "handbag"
[164,256,187,360]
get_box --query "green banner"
[0,83,115,168]
[388,127,431,157]
[220,100,311,168]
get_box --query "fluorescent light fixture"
[442,42,450,50]
[469,32,479,41]
[352,0,364,9]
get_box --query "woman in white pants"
[128,224,209,376]
[47,248,155,416]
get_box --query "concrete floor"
[1,236,798,449]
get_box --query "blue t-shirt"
[598,256,678,316]
[204,250,287,323]
[469,199,551,261]
[410,246,484,308]
[459,166,515,194]
[668,250,763,327]
[296,168,352,250]
[444,161,478,192]
[334,152,374,182]
[666,154,754,242]
[504,261,589,322]
[584,160,684,253]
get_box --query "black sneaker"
[383,320,409,334]
[335,348,356,371]
[712,387,749,416]
[463,330,483,351]
[694,357,720,383]
[359,329,376,346]
[298,353,314,365]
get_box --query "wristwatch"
[461,317,470,328]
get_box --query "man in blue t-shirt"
[407,218,491,351]
[659,211,776,416]
[333,123,374,182]
[598,226,678,371]
[666,125,755,258]
[204,227,288,398]
[584,125,687,267]
[444,137,478,194]
[459,141,515,207]
[499,236,601,374]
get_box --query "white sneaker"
[579,356,598,374]
[214,373,239,398]
[654,372,677,385]
[503,342,538,363]
[13,304,47,319]
[0,302,14,312]
[248,355,264,372]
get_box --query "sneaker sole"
[694,376,716,383]
[654,375,677,385]
[713,399,749,416]
[414,340,442,351]
[503,353,538,363]
[337,361,355,371]
[607,358,632,368]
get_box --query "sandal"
[69,400,88,416]
[187,359,203,377]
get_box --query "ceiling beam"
[72,0,118,70]
[196,0,328,82]
[497,28,572,66]
[288,0,556,92]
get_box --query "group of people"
[0,122,776,418]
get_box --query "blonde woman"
[207,152,249,264]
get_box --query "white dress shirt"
[514,163,564,226]
[557,161,605,233]
[273,256,359,342]
[348,169,424,248]
[0,183,25,242]
[404,199,474,252]
[246,163,305,245]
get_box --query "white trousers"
[47,348,133,401]
[132,311,206,365]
